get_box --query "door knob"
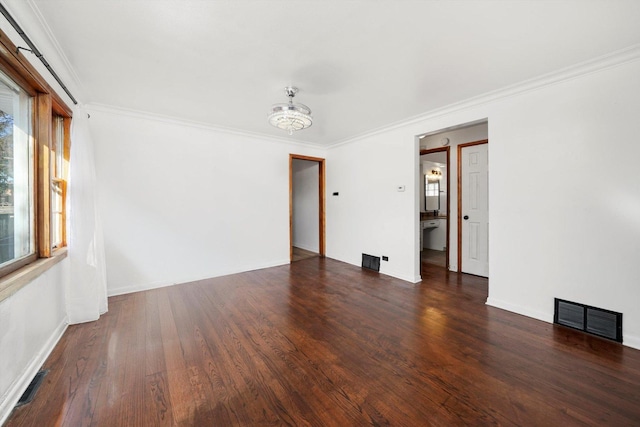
[463,215,469,220]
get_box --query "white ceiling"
[27,0,640,145]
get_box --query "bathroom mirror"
[425,176,440,212]
[421,152,447,215]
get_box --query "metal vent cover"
[554,298,622,343]
[556,300,584,330]
[586,308,620,341]
[362,253,380,272]
[16,370,48,407]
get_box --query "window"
[51,115,68,249]
[0,26,72,286]
[425,180,439,197]
[0,70,35,272]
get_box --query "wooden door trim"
[457,139,488,273]
[289,154,326,261]
[419,146,450,270]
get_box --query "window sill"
[0,248,68,304]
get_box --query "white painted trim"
[0,317,68,426]
[0,1,79,108]
[107,259,291,297]
[624,335,640,351]
[382,269,421,284]
[5,0,640,151]
[86,103,326,149]
[327,43,640,149]
[486,298,640,350]
[485,297,553,323]
[292,243,319,253]
[328,257,420,285]
[377,267,422,284]
[25,0,87,98]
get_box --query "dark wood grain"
[6,258,640,426]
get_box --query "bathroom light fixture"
[427,169,443,181]
[268,86,312,135]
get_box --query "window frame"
[0,76,36,275]
[51,114,69,249]
[0,27,72,292]
[425,179,439,197]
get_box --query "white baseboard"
[382,268,422,284]
[486,298,640,350]
[107,259,291,297]
[0,317,68,426]
[323,256,418,284]
[485,297,553,323]
[108,277,184,297]
[623,334,640,350]
[292,243,319,253]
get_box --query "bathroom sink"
[422,219,439,229]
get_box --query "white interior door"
[461,143,488,277]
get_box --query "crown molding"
[0,0,86,104]
[25,0,87,100]
[327,43,640,149]
[86,103,327,149]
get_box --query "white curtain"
[65,105,108,323]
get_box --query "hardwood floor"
[6,258,640,426]
[421,249,446,268]
[292,247,319,262]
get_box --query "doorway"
[417,120,488,278]
[289,154,325,262]
[419,147,450,272]
[457,140,489,277]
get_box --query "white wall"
[89,107,324,296]
[326,132,420,282]
[487,59,640,349]
[292,159,320,252]
[327,55,640,349]
[0,259,69,424]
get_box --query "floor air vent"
[362,253,380,272]
[554,298,622,343]
[16,370,48,407]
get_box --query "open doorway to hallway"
[419,148,449,270]
[289,155,325,262]
[418,121,488,277]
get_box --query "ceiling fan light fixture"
[268,86,312,135]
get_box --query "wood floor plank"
[216,282,352,425]
[9,296,124,427]
[142,289,174,426]
[6,257,640,426]
[155,289,204,425]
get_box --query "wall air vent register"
[554,298,622,343]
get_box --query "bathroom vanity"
[420,217,447,251]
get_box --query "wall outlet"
[382,256,389,261]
